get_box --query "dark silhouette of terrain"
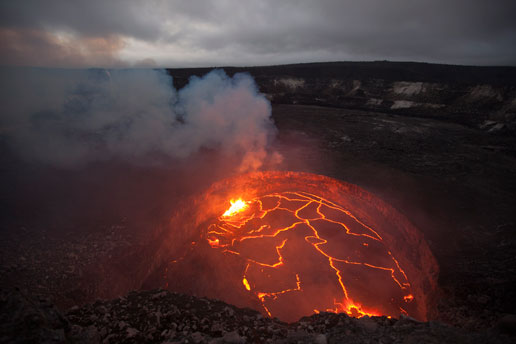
[168,61,516,87]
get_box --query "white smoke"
[0,67,277,171]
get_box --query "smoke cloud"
[0,68,277,171]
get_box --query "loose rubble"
[0,224,134,309]
[1,288,514,343]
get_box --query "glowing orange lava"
[206,191,415,320]
[158,171,439,323]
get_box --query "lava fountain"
[147,171,439,322]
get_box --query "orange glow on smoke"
[207,191,415,320]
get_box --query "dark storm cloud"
[0,0,515,66]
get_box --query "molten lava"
[156,171,439,323]
[206,191,414,320]
[222,199,249,217]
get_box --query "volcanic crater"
[146,171,439,323]
[1,62,516,343]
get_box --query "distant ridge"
[168,61,516,89]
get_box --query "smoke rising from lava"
[0,67,277,171]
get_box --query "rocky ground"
[2,288,515,343]
[0,223,134,310]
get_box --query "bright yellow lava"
[242,277,251,291]
[222,199,248,217]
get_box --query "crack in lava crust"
[207,191,415,320]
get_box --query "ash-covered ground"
[1,62,516,343]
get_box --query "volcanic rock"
[3,288,514,343]
[0,288,69,343]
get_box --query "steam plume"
[0,67,276,171]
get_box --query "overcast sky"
[1,0,515,68]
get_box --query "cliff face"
[168,61,516,133]
[260,78,516,132]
